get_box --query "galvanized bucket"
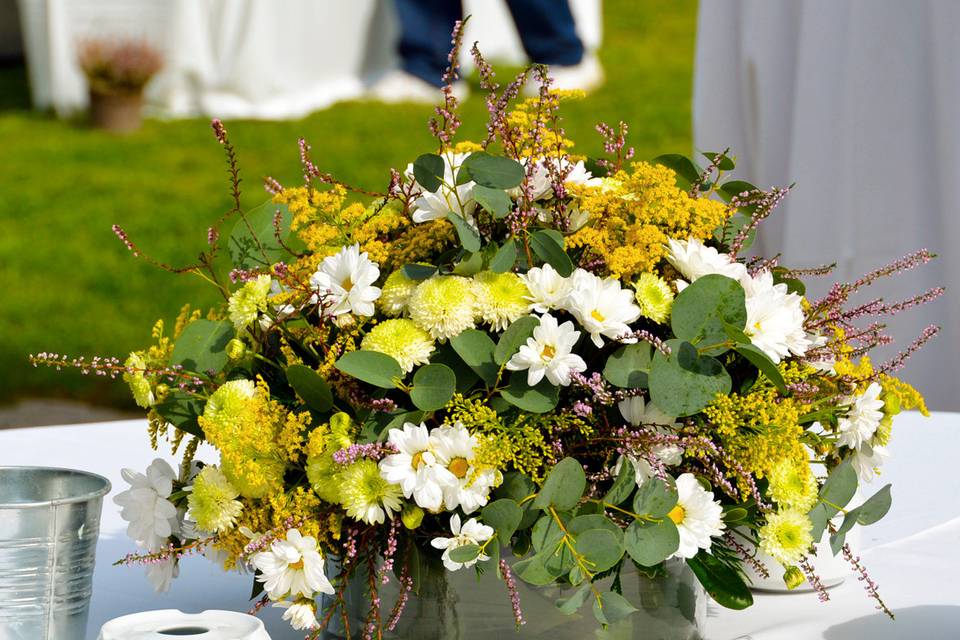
[0,466,111,639]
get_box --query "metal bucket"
[0,466,111,639]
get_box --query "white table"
[1,411,957,639]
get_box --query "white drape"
[694,0,959,410]
[16,0,601,119]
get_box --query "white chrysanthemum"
[565,269,642,347]
[669,473,725,559]
[430,423,498,514]
[758,510,814,566]
[113,458,180,551]
[473,271,530,331]
[741,270,811,363]
[310,244,381,318]
[186,465,243,534]
[522,157,601,200]
[665,237,747,286]
[837,382,885,449]
[380,269,418,316]
[616,396,683,485]
[145,557,179,593]
[521,264,573,313]
[228,274,272,330]
[338,459,404,525]
[850,442,890,483]
[408,151,477,224]
[407,276,478,341]
[379,422,456,511]
[430,514,495,572]
[361,319,435,373]
[633,272,674,324]
[506,312,586,386]
[274,601,319,631]
[251,529,334,600]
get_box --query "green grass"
[0,0,697,408]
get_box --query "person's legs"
[504,0,584,66]
[395,0,463,87]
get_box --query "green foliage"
[153,390,204,439]
[473,185,513,218]
[446,211,481,252]
[334,351,402,389]
[856,483,892,525]
[500,374,559,413]
[461,153,524,189]
[409,363,456,411]
[448,543,482,563]
[593,590,638,625]
[170,319,233,375]
[602,462,636,506]
[633,477,678,518]
[602,343,653,388]
[482,499,524,546]
[653,153,701,188]
[228,200,293,269]
[529,229,574,276]
[401,263,437,280]
[624,519,679,566]
[649,339,732,417]
[670,274,746,354]
[489,239,518,272]
[494,316,539,365]
[412,153,444,192]
[285,364,333,412]
[449,329,498,386]
[687,550,753,610]
[533,458,586,512]
[733,343,787,394]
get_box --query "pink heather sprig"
[29,352,203,389]
[114,536,216,566]
[248,595,270,616]
[385,570,413,631]
[615,329,672,355]
[378,518,401,586]
[500,559,525,628]
[570,371,614,405]
[876,324,940,375]
[595,121,634,173]
[363,555,383,640]
[211,118,227,144]
[729,185,791,258]
[263,175,284,195]
[723,533,770,579]
[690,147,731,199]
[841,543,893,618]
[242,517,303,556]
[332,443,398,465]
[781,263,837,278]
[571,400,593,417]
[428,20,466,146]
[343,526,359,560]
[228,265,271,283]
[799,556,831,603]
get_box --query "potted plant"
[77,38,162,133]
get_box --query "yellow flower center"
[591,309,606,323]
[411,451,427,470]
[540,344,556,360]
[667,504,686,525]
[288,558,304,571]
[342,276,354,292]
[448,457,470,479]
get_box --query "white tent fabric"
[16,0,601,119]
[694,0,959,410]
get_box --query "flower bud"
[401,504,425,530]
[782,566,805,590]
[226,338,247,360]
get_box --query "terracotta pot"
[88,89,144,133]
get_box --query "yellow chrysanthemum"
[407,276,477,341]
[123,352,154,408]
[337,459,403,525]
[633,272,674,323]
[188,466,243,534]
[227,275,272,330]
[199,379,286,499]
[379,269,418,316]
[473,271,530,331]
[361,319,435,374]
[305,413,355,504]
[767,459,818,512]
[759,510,814,565]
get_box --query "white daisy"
[665,237,747,286]
[850,442,890,483]
[113,458,180,551]
[408,151,477,224]
[145,557,179,593]
[741,270,811,363]
[669,473,725,559]
[521,264,573,313]
[505,312,587,386]
[617,396,683,485]
[274,601,319,631]
[837,382,885,450]
[430,514,495,572]
[309,244,381,318]
[379,422,456,512]
[251,529,334,600]
[522,157,601,200]
[430,423,498,514]
[565,269,642,347]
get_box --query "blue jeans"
[396,0,585,87]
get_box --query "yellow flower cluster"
[878,373,928,416]
[504,90,583,158]
[702,386,807,491]
[567,162,730,279]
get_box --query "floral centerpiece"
[34,25,941,638]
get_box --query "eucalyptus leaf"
[402,263,437,281]
[448,543,481,564]
[462,153,524,189]
[670,274,746,353]
[153,391,205,440]
[482,499,524,546]
[409,363,456,411]
[649,340,732,417]
[568,515,624,542]
[592,590,638,625]
[285,364,333,412]
[449,329,499,386]
[170,319,234,375]
[530,230,574,277]
[447,212,481,253]
[495,316,539,364]
[603,461,636,506]
[474,184,513,218]
[501,374,559,413]
[575,529,623,573]
[856,484,892,525]
[633,477,679,518]
[533,457,586,512]
[513,553,560,586]
[412,153,444,192]
[624,519,679,566]
[335,351,402,389]
[490,239,518,273]
[556,584,592,615]
[819,458,858,516]
[602,343,653,388]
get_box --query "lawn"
[0,0,697,408]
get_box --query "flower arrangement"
[36,24,942,637]
[77,37,163,132]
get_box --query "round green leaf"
[490,238,518,272]
[670,274,746,354]
[592,590,638,625]
[531,514,566,552]
[409,363,456,411]
[602,343,653,388]
[447,211,481,252]
[513,553,560,586]
[556,584,592,615]
[449,329,498,386]
[462,152,524,189]
[575,528,624,573]
[856,483,892,526]
[568,514,624,541]
[533,458,586,512]
[494,316,539,364]
[335,350,402,389]
[286,364,333,412]
[687,551,754,610]
[448,543,481,564]
[603,461,636,506]
[482,499,523,546]
[649,340,732,417]
[500,375,559,413]
[170,319,234,375]
[412,153,444,192]
[623,519,679,566]
[474,185,513,218]
[530,229,574,277]
[633,477,678,518]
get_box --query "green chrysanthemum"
[227,274,272,330]
[306,412,355,504]
[767,458,818,512]
[123,352,154,408]
[338,459,403,525]
[380,269,418,316]
[407,276,477,341]
[759,509,814,565]
[473,270,530,331]
[361,319,435,373]
[633,272,674,323]
[188,466,243,534]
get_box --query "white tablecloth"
[1,411,957,638]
